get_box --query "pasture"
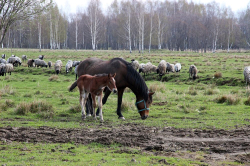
[0,49,250,165]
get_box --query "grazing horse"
[72,57,154,120]
[69,73,117,121]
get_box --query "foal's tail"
[69,81,77,92]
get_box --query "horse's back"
[77,57,127,77]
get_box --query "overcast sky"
[53,0,250,15]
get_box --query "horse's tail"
[69,81,77,92]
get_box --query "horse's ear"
[148,92,155,96]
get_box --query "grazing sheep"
[131,59,140,71]
[22,55,27,62]
[0,63,6,76]
[75,65,78,80]
[7,56,21,66]
[48,61,52,68]
[0,58,7,64]
[138,63,145,73]
[54,60,63,74]
[72,61,80,67]
[189,65,198,80]
[2,54,6,59]
[157,60,167,77]
[150,65,157,73]
[5,63,14,75]
[139,62,155,77]
[34,59,48,68]
[38,55,45,60]
[175,63,181,72]
[65,60,73,74]
[166,63,175,73]
[27,59,35,67]
[244,66,250,89]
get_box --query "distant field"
[0,48,250,165]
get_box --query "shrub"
[214,72,222,78]
[244,97,250,106]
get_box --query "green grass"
[0,48,250,165]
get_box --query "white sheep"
[166,62,175,73]
[157,60,167,76]
[22,55,27,62]
[34,59,48,68]
[72,61,80,67]
[5,63,14,75]
[150,65,157,73]
[7,56,21,66]
[189,65,198,80]
[0,58,7,64]
[131,59,139,71]
[244,66,250,89]
[54,60,63,75]
[138,63,145,73]
[65,60,73,74]
[175,63,181,72]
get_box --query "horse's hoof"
[118,117,125,120]
[87,114,91,117]
[82,115,86,120]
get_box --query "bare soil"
[1,123,250,165]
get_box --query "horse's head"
[107,73,117,93]
[135,92,155,120]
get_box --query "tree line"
[1,0,250,53]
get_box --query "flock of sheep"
[1,53,250,88]
[0,54,80,79]
[131,59,198,80]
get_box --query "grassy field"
[0,48,250,165]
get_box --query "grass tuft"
[244,97,250,106]
[49,75,59,81]
[68,104,81,113]
[214,72,222,78]
[149,83,166,93]
[215,95,240,105]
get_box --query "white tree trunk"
[50,14,53,49]
[75,18,78,50]
[157,13,162,50]
[38,22,42,52]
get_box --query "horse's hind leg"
[117,88,125,119]
[86,94,93,116]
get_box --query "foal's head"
[106,73,117,93]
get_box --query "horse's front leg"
[96,89,111,116]
[97,93,103,122]
[91,94,97,120]
[117,88,125,120]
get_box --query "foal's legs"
[96,89,111,116]
[91,94,97,120]
[80,92,89,120]
[97,93,103,121]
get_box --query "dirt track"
[1,123,250,164]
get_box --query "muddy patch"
[1,125,250,164]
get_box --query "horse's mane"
[111,58,149,101]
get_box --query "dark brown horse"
[70,57,154,120]
[69,73,117,121]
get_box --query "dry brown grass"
[49,75,59,81]
[214,72,222,78]
[215,95,240,105]
[149,83,166,93]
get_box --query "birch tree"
[86,0,102,51]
